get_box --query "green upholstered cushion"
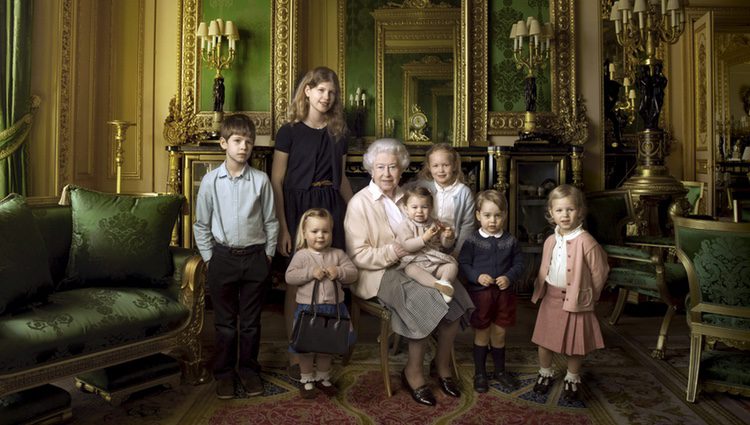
[0,194,54,314]
[0,384,70,425]
[30,204,73,284]
[702,313,750,330]
[701,350,750,387]
[607,262,687,299]
[692,236,750,307]
[684,186,702,213]
[64,187,184,288]
[0,287,189,373]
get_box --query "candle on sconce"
[628,89,636,100]
[623,77,630,87]
[360,93,367,107]
[349,94,355,106]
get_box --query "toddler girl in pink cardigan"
[531,184,609,402]
[285,208,358,399]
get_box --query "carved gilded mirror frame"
[177,0,299,138]
[372,5,463,145]
[470,0,578,141]
[717,33,750,140]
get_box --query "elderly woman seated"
[344,138,474,406]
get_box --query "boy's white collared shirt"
[478,228,503,239]
[546,224,584,288]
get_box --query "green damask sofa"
[0,189,207,398]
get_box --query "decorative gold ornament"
[163,92,200,146]
[408,104,430,143]
[552,95,589,145]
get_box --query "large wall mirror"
[371,5,459,145]
[716,33,750,160]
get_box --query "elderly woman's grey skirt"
[376,268,474,339]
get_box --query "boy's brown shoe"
[240,372,264,397]
[215,377,235,399]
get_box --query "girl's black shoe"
[533,373,554,395]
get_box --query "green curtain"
[0,0,33,197]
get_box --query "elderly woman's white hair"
[362,138,410,172]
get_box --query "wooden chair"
[681,181,705,215]
[673,216,750,402]
[342,295,399,397]
[342,293,460,397]
[586,190,689,359]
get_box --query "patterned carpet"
[57,312,750,425]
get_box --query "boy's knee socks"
[473,344,489,375]
[490,346,506,373]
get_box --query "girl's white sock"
[539,367,555,378]
[315,369,333,387]
[564,371,581,383]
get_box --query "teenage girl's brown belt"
[310,180,333,187]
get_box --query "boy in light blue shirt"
[194,114,279,399]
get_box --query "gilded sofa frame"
[0,198,207,398]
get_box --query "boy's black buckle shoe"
[473,373,489,393]
[533,374,553,395]
[493,371,519,390]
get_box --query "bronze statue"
[524,76,537,112]
[637,63,668,130]
[213,77,225,113]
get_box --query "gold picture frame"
[176,0,299,138]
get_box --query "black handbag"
[290,279,351,355]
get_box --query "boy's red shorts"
[468,285,517,329]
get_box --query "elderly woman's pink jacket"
[531,231,610,313]
[344,186,403,299]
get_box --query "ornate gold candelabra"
[196,19,239,137]
[509,16,552,140]
[107,120,135,194]
[610,0,688,232]
[346,87,368,140]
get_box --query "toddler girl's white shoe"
[434,279,454,303]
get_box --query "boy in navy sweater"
[459,190,524,393]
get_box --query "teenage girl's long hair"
[287,66,347,141]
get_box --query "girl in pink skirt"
[530,185,609,401]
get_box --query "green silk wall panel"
[199,0,271,113]
[489,0,551,113]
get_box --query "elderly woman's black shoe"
[437,376,461,398]
[401,370,436,406]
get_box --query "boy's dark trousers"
[207,244,269,380]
